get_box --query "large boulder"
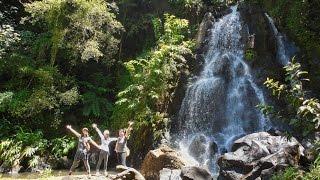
[48,156,73,169]
[159,167,213,180]
[141,145,213,180]
[217,132,305,179]
[195,12,214,49]
[0,164,21,174]
[110,166,145,180]
[160,168,182,180]
[188,134,207,163]
[188,134,218,163]
[181,166,213,180]
[141,145,192,180]
[31,157,51,173]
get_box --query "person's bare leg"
[104,153,109,176]
[69,159,80,175]
[96,151,103,175]
[117,152,121,165]
[121,152,126,166]
[83,159,91,176]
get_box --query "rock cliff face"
[237,3,292,128]
[253,0,320,95]
[238,3,283,84]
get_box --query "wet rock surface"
[181,166,213,180]
[188,134,218,163]
[110,166,145,180]
[31,158,51,173]
[238,2,287,126]
[140,145,191,180]
[238,2,280,75]
[160,168,182,180]
[218,132,305,180]
[159,167,213,180]
[188,134,207,162]
[141,145,213,180]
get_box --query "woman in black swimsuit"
[66,125,100,177]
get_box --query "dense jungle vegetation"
[0,0,215,171]
[0,0,319,179]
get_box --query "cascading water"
[265,13,298,65]
[175,6,270,172]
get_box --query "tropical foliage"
[259,60,320,136]
[113,14,194,140]
[0,25,20,58]
[24,0,122,64]
[0,0,198,171]
[0,130,47,168]
[272,156,320,180]
[0,128,75,170]
[0,0,123,171]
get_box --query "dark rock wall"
[252,0,320,97]
[238,3,289,128]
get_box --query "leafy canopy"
[25,0,123,65]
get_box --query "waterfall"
[174,6,270,172]
[265,13,298,65]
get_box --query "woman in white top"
[92,123,117,176]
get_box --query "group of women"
[65,121,134,177]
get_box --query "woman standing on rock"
[115,121,134,166]
[92,123,117,176]
[66,125,100,177]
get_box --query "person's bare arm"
[109,137,118,141]
[92,123,104,140]
[89,138,101,149]
[66,125,81,138]
[125,121,134,138]
[115,140,119,152]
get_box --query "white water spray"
[265,13,298,65]
[176,6,270,172]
